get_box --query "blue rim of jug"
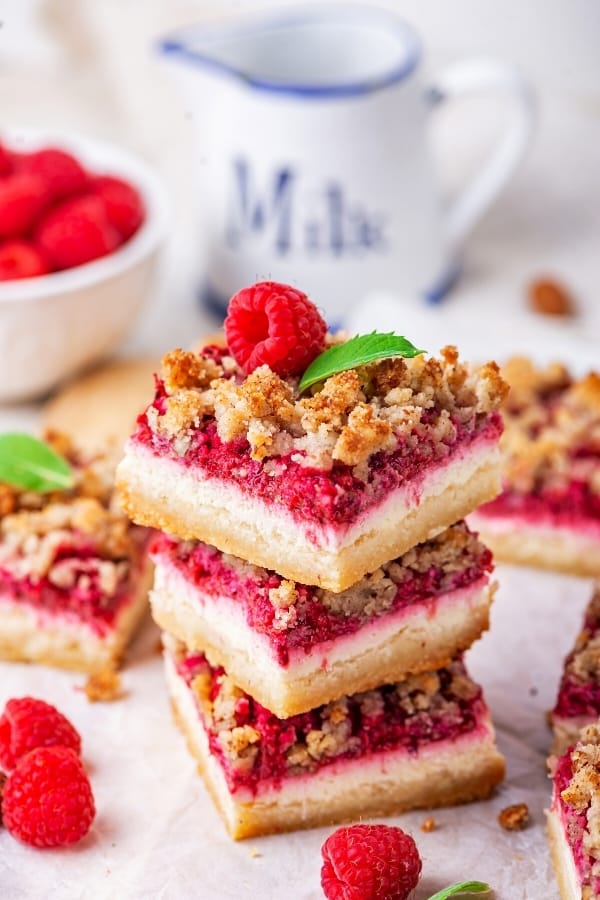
[158,8,421,98]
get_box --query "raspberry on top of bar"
[549,722,600,898]
[481,357,600,521]
[0,431,147,631]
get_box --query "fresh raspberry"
[224,281,327,377]
[321,824,422,900]
[91,175,145,240]
[20,148,89,202]
[0,697,81,771]
[1,746,95,847]
[0,172,50,238]
[35,195,120,270]
[0,240,50,281]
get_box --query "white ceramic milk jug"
[160,6,534,323]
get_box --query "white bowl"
[0,129,170,403]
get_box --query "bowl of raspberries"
[0,129,169,402]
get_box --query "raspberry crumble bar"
[0,433,151,672]
[547,723,600,900]
[550,586,600,756]
[151,522,494,717]
[471,357,600,577]
[117,344,506,592]
[164,633,505,839]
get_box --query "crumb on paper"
[529,686,538,697]
[498,802,529,831]
[249,847,262,859]
[82,668,125,703]
[420,816,437,833]
[527,277,576,317]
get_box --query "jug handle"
[429,58,536,250]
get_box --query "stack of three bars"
[117,291,507,839]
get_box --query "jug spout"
[158,8,421,96]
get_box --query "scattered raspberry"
[1,746,95,847]
[0,172,50,239]
[35,195,120,270]
[224,281,327,377]
[498,802,529,831]
[0,240,50,280]
[0,697,81,771]
[321,824,422,900]
[91,175,145,240]
[21,148,89,203]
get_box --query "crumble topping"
[554,723,600,877]
[559,588,600,685]
[500,358,600,495]
[0,431,140,592]
[149,343,506,471]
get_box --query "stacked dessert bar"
[0,431,151,672]
[117,283,507,838]
[471,357,600,577]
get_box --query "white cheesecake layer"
[547,802,583,900]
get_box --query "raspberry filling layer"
[175,648,487,796]
[477,480,600,529]
[0,528,149,636]
[553,596,600,720]
[553,754,600,894]
[153,522,492,666]
[132,377,502,526]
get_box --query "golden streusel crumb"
[420,816,437,833]
[498,803,529,831]
[149,343,506,471]
[500,358,600,496]
[161,348,221,393]
[83,669,125,703]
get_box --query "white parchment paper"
[0,563,591,900]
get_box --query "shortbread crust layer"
[119,439,500,592]
[164,641,505,839]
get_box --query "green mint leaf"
[426,881,492,900]
[0,433,74,493]
[298,331,425,393]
